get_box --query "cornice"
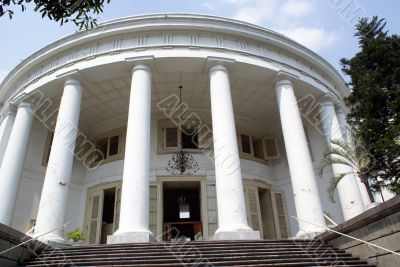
[0,13,348,105]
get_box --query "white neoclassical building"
[0,14,373,245]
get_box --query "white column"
[209,64,259,240]
[275,79,326,236]
[109,64,153,243]
[319,98,365,220]
[336,106,373,207]
[0,105,16,165]
[34,79,83,243]
[0,102,34,226]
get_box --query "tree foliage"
[341,16,400,193]
[0,0,110,29]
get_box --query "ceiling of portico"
[39,58,319,137]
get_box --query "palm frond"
[330,139,360,167]
[327,172,354,202]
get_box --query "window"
[165,127,179,148]
[97,138,108,157]
[252,136,265,160]
[237,129,280,162]
[95,133,122,160]
[159,120,204,152]
[181,128,198,149]
[108,135,119,156]
[263,138,279,159]
[240,134,252,154]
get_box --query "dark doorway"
[100,188,115,244]
[163,181,202,241]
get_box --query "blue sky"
[1,0,399,83]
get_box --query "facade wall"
[9,112,345,238]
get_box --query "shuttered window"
[274,192,289,238]
[264,138,279,159]
[165,127,179,148]
[149,185,158,235]
[206,183,218,237]
[113,186,121,233]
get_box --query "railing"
[292,216,400,257]
[0,221,71,256]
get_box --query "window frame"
[94,128,125,163]
[158,120,203,154]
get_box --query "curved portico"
[0,14,368,244]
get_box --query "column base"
[214,230,260,240]
[293,229,327,240]
[37,234,70,247]
[107,232,156,244]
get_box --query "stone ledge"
[319,195,400,241]
[0,223,49,267]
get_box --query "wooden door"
[87,190,103,244]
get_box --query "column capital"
[18,101,34,111]
[274,79,293,88]
[206,56,235,75]
[209,64,229,75]
[132,63,152,72]
[274,70,299,88]
[64,78,83,87]
[126,55,155,72]
[318,93,339,107]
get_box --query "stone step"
[40,243,331,254]
[20,258,370,267]
[55,239,318,250]
[19,240,374,267]
[30,250,350,262]
[26,252,356,264]
[38,246,337,258]
[53,240,321,250]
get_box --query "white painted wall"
[10,115,346,238]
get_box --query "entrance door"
[87,190,103,244]
[162,181,202,241]
[86,185,118,244]
[244,182,290,239]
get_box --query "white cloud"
[202,2,216,11]
[277,27,338,52]
[281,0,314,17]
[231,0,276,25]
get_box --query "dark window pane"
[253,137,265,159]
[241,134,251,154]
[182,129,198,149]
[97,138,108,159]
[108,135,119,156]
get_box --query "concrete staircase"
[18,239,374,267]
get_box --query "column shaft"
[209,64,259,240]
[0,106,16,165]
[35,79,83,242]
[110,64,153,243]
[319,101,365,220]
[275,79,326,236]
[336,107,372,207]
[0,103,34,226]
